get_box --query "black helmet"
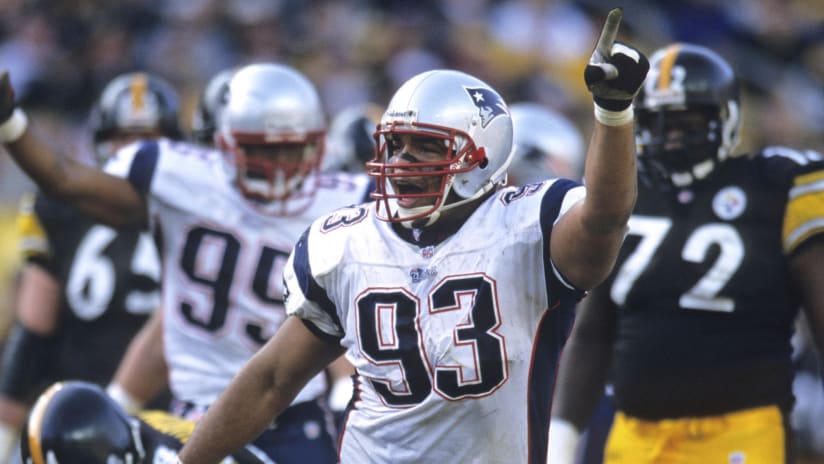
[191,68,235,145]
[635,43,741,190]
[21,381,145,464]
[89,72,181,163]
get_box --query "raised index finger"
[596,8,623,58]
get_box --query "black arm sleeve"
[0,321,57,403]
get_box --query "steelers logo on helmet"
[635,43,741,191]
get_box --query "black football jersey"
[601,147,824,419]
[18,193,160,386]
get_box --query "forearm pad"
[0,321,56,403]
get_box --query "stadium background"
[0,0,822,461]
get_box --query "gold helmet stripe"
[656,44,682,91]
[27,382,65,464]
[131,73,148,110]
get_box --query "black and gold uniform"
[610,147,824,418]
[22,381,272,463]
[14,193,160,389]
[551,43,824,464]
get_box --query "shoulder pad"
[756,146,824,189]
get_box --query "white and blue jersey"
[284,179,586,463]
[105,139,373,408]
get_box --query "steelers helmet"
[90,71,181,164]
[21,381,145,464]
[635,43,740,190]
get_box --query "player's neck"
[391,190,493,247]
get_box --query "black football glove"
[584,8,649,112]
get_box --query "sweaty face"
[385,133,450,209]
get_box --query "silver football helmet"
[508,102,584,184]
[217,63,326,214]
[368,70,513,226]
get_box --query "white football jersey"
[284,180,586,463]
[106,139,373,407]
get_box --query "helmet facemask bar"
[367,120,486,226]
[636,104,736,189]
[224,130,325,215]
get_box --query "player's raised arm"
[0,72,148,228]
[551,8,649,290]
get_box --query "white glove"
[547,418,581,464]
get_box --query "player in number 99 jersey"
[551,43,824,464]
[0,71,180,462]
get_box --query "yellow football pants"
[604,405,786,464]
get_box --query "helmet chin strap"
[397,178,499,229]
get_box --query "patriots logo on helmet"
[464,87,507,128]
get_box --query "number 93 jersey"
[105,139,373,408]
[284,179,586,464]
[604,146,824,419]
[17,192,160,386]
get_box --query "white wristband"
[593,103,634,127]
[0,108,28,143]
[547,418,581,464]
[106,382,144,414]
[0,423,19,463]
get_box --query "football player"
[176,10,649,463]
[0,62,374,463]
[21,381,272,464]
[550,43,824,464]
[508,102,585,184]
[0,71,179,462]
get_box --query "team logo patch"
[409,267,437,283]
[712,186,747,220]
[464,87,507,128]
